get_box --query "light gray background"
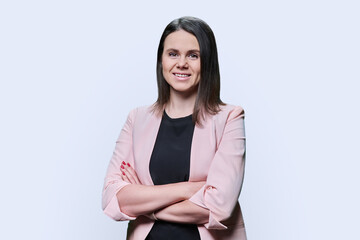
[1,0,359,239]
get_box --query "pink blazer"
[102,104,247,240]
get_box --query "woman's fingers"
[125,164,141,185]
[120,162,141,185]
[121,164,136,184]
[121,171,130,183]
[123,168,137,184]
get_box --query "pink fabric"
[102,104,247,240]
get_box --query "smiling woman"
[102,16,247,240]
[161,30,201,98]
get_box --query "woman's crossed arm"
[117,161,209,224]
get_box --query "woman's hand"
[120,161,141,185]
[184,181,206,199]
[120,161,205,198]
[154,200,209,224]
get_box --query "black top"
[145,111,201,240]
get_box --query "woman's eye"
[169,52,178,57]
[188,53,199,59]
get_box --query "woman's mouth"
[173,73,191,80]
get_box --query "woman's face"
[162,30,201,96]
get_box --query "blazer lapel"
[133,109,162,186]
[189,117,216,182]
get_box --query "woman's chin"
[170,85,198,96]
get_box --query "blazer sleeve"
[189,106,246,229]
[102,109,137,221]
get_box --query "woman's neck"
[165,89,197,118]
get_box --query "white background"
[1,0,359,239]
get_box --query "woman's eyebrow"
[187,49,200,54]
[164,48,179,52]
[164,48,200,53]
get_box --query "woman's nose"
[177,56,188,68]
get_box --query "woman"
[102,16,247,240]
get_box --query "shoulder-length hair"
[153,16,224,124]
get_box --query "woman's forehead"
[163,30,200,51]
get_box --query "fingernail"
[121,165,124,169]
[122,161,125,165]
[127,163,130,167]
[122,172,125,175]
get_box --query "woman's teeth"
[174,73,190,77]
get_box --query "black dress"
[145,111,201,240]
